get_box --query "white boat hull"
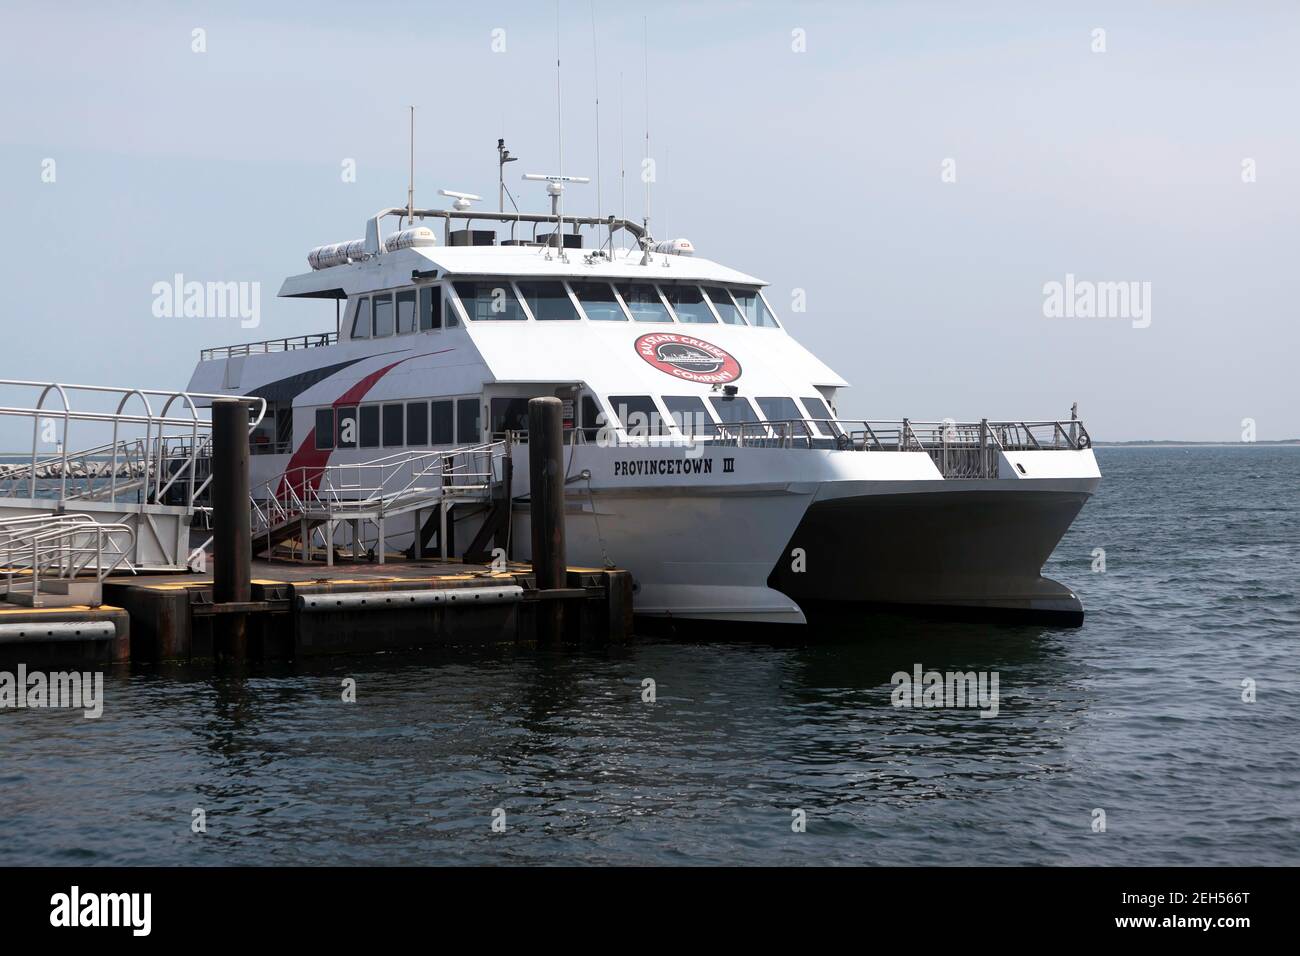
[248,444,1100,628]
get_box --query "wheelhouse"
[190,202,847,459]
[335,276,781,341]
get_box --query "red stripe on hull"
[275,350,454,499]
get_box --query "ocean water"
[1,446,1297,865]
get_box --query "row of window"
[314,398,480,451]
[348,280,779,339]
[606,394,837,438]
[312,393,836,451]
[452,279,778,327]
[351,286,458,340]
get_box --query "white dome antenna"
[523,172,589,210]
[439,189,481,212]
[522,173,589,259]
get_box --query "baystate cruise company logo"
[634,333,742,384]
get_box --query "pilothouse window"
[663,286,716,324]
[616,283,673,323]
[373,294,395,336]
[734,290,779,328]
[396,290,416,333]
[703,287,745,325]
[419,287,442,330]
[454,281,526,321]
[517,281,579,321]
[351,298,372,339]
[570,281,627,321]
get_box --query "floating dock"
[0,396,632,666]
[0,557,630,666]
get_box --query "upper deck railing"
[575,417,1091,479]
[200,332,338,362]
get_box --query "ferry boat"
[185,176,1101,627]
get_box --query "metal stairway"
[247,441,508,565]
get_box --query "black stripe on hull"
[768,488,1092,627]
[243,357,370,404]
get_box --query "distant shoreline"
[1093,440,1300,448]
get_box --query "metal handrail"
[0,513,136,602]
[200,332,338,361]
[690,418,1090,453]
[581,415,1090,479]
[249,441,507,540]
[0,380,265,508]
[579,416,1089,454]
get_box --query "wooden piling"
[528,397,566,641]
[211,397,252,660]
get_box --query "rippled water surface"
[2,447,1297,865]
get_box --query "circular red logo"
[634,333,742,384]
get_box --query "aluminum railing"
[0,380,265,508]
[248,440,507,542]
[703,418,1091,477]
[571,416,1090,479]
[0,513,136,603]
[200,332,338,361]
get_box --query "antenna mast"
[406,105,415,225]
[497,138,517,213]
[619,71,626,254]
[641,17,652,263]
[555,1,566,257]
[591,1,604,254]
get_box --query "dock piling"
[211,397,252,659]
[528,397,566,641]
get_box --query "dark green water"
[2,447,1297,865]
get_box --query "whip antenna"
[406,105,416,225]
[591,1,604,253]
[619,71,626,254]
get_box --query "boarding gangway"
[242,440,509,566]
[0,380,264,570]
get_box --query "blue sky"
[1,0,1296,440]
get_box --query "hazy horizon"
[2,1,1297,442]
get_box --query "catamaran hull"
[767,483,1095,625]
[246,448,1098,629]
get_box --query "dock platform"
[0,557,631,666]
